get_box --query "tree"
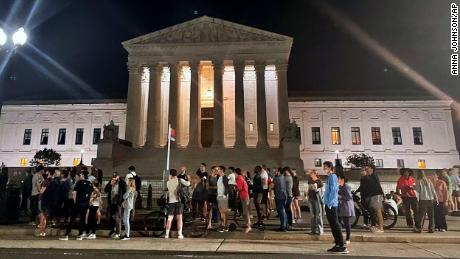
[30,148,61,167]
[346,153,375,168]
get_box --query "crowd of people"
[7,161,460,255]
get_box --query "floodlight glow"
[0,28,7,46]
[12,27,27,45]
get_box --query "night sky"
[0,0,458,103]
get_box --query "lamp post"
[0,27,28,82]
[79,149,85,165]
[335,150,342,166]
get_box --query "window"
[269,123,274,132]
[40,129,49,145]
[331,127,341,145]
[371,127,382,145]
[57,128,66,145]
[397,159,405,168]
[418,159,426,169]
[75,128,84,145]
[249,123,254,132]
[413,127,423,145]
[375,159,384,168]
[20,158,28,167]
[312,127,321,144]
[351,127,361,145]
[93,128,102,144]
[314,158,322,167]
[23,129,32,145]
[392,127,402,145]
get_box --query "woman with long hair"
[291,169,302,223]
[120,177,137,240]
[396,168,417,228]
[414,170,437,233]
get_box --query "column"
[234,60,246,148]
[125,63,142,147]
[212,59,224,148]
[168,62,180,148]
[188,60,201,148]
[277,62,289,144]
[145,63,162,147]
[255,61,268,148]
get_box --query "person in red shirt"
[235,168,251,233]
[396,168,417,228]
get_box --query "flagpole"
[164,123,172,187]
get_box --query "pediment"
[123,16,292,46]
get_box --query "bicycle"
[350,192,398,230]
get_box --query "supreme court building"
[0,16,458,176]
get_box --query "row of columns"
[125,60,289,149]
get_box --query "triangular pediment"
[123,16,292,46]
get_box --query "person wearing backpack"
[126,166,142,209]
[216,166,230,232]
[165,169,190,239]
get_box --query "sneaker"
[337,247,349,254]
[178,235,184,239]
[120,236,130,241]
[76,235,83,241]
[440,229,447,232]
[80,233,88,239]
[244,227,252,233]
[59,235,69,241]
[164,234,169,239]
[39,232,46,237]
[86,234,96,240]
[111,233,120,239]
[327,246,339,252]
[217,227,224,233]
[345,240,351,245]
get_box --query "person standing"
[354,170,371,228]
[206,166,218,230]
[252,166,264,227]
[338,174,355,244]
[307,169,324,235]
[216,166,229,232]
[283,167,294,230]
[30,166,44,225]
[447,169,459,211]
[414,170,437,233]
[364,165,385,233]
[323,161,348,254]
[235,168,251,233]
[60,170,93,240]
[273,167,288,232]
[165,169,190,239]
[126,166,142,209]
[104,173,126,238]
[37,170,51,237]
[21,170,32,216]
[192,163,208,220]
[121,177,137,240]
[85,182,102,239]
[291,169,302,223]
[396,168,418,228]
[433,171,448,231]
[261,165,270,220]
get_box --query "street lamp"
[335,150,339,160]
[79,149,85,165]
[0,29,7,46]
[0,27,28,47]
[334,150,342,166]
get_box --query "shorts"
[253,192,263,204]
[207,194,217,204]
[368,195,383,209]
[217,196,228,210]
[261,190,269,204]
[168,202,183,216]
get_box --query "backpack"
[133,175,142,191]
[177,179,192,203]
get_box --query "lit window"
[93,128,102,144]
[413,127,423,145]
[314,158,322,167]
[57,128,66,145]
[375,159,384,168]
[371,127,382,145]
[249,123,254,132]
[20,158,28,167]
[351,127,361,145]
[73,158,81,166]
[312,127,321,144]
[23,129,32,145]
[269,123,274,132]
[40,129,49,145]
[418,159,426,169]
[75,128,84,145]
[392,127,402,145]
[331,127,341,145]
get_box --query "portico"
[95,16,303,176]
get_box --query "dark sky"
[0,0,458,102]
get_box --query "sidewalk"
[2,214,460,244]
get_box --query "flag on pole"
[169,127,176,142]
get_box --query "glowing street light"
[79,149,85,165]
[12,27,27,46]
[335,150,339,159]
[0,28,7,46]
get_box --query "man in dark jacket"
[364,165,384,233]
[104,173,126,238]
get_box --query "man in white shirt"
[216,166,229,232]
